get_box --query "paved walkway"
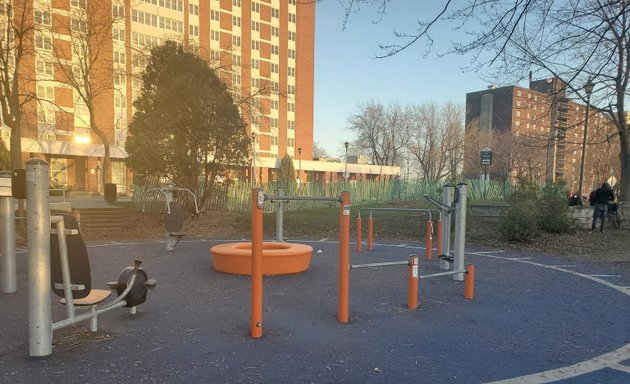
[1,239,629,383]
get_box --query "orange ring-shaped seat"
[210,242,313,275]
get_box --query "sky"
[313,1,490,157]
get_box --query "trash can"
[104,183,117,202]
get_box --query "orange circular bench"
[210,242,313,275]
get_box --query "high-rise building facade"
[465,79,620,195]
[1,0,320,193]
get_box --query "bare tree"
[340,1,630,200]
[0,1,35,169]
[312,141,329,159]
[347,100,411,166]
[407,102,465,182]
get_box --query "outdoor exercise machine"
[250,188,351,338]
[26,159,157,357]
[349,255,475,310]
[141,185,200,251]
[355,207,440,260]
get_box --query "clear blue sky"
[313,1,490,157]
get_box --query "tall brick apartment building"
[465,78,619,195]
[2,0,398,195]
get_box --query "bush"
[537,182,576,234]
[499,177,540,241]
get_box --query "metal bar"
[275,187,284,242]
[362,207,432,213]
[423,194,453,213]
[419,269,467,279]
[27,159,52,357]
[338,191,350,324]
[440,185,453,271]
[52,216,76,321]
[266,195,341,203]
[251,188,263,338]
[350,260,409,269]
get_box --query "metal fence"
[132,178,514,214]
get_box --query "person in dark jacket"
[592,182,615,232]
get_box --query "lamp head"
[584,80,594,95]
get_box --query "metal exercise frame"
[141,186,200,251]
[350,255,475,310]
[250,188,351,339]
[0,171,16,294]
[355,207,441,260]
[26,159,153,357]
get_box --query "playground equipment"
[350,255,475,310]
[141,186,200,251]
[26,159,157,357]
[356,207,440,260]
[249,188,350,338]
[211,241,312,275]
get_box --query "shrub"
[499,177,540,241]
[538,182,576,234]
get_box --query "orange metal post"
[356,217,362,252]
[436,220,443,256]
[338,191,350,324]
[425,221,433,260]
[408,255,419,310]
[367,216,373,251]
[251,189,264,338]
[464,264,475,300]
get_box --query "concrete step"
[76,207,129,232]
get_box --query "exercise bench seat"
[60,289,111,306]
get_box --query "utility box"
[0,172,11,197]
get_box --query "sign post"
[480,148,493,197]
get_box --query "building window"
[288,0,296,4]
[271,63,279,73]
[35,35,53,51]
[288,102,295,112]
[252,21,260,32]
[233,16,241,27]
[288,13,296,23]
[211,30,220,41]
[50,159,68,186]
[113,51,126,64]
[114,72,125,86]
[271,27,279,37]
[271,135,278,145]
[271,99,279,110]
[114,94,127,109]
[271,45,279,55]
[288,120,295,130]
[189,25,199,36]
[232,54,241,66]
[288,67,295,77]
[251,40,260,50]
[288,49,295,59]
[251,59,260,70]
[288,137,295,147]
[112,4,124,17]
[188,4,199,15]
[72,19,88,33]
[34,11,51,26]
[271,8,279,18]
[232,0,241,6]
[252,2,260,12]
[232,35,241,46]
[232,73,241,85]
[113,28,125,41]
[288,31,296,41]
[211,10,220,21]
[271,118,278,128]
[36,59,53,76]
[72,0,87,9]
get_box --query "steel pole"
[440,185,453,270]
[275,186,284,242]
[453,183,467,281]
[27,158,52,357]
[1,195,16,293]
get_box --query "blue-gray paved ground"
[1,239,629,384]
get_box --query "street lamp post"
[297,147,302,185]
[577,80,594,200]
[251,132,256,184]
[344,141,349,181]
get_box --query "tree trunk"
[619,150,630,201]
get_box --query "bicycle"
[608,202,630,229]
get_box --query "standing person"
[591,182,615,232]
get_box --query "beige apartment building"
[3,0,399,195]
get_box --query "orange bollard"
[356,216,362,252]
[367,216,373,251]
[425,221,433,260]
[464,264,475,300]
[408,255,419,310]
[251,189,264,338]
[436,220,443,256]
[338,191,350,324]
